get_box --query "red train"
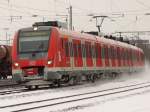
[0,45,12,79]
[12,21,144,88]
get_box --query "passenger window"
[89,44,92,58]
[82,44,85,57]
[101,46,105,59]
[95,44,98,59]
[78,43,82,58]
[73,43,78,57]
[69,42,73,57]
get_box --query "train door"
[111,46,116,67]
[122,48,125,67]
[120,47,123,67]
[92,43,96,68]
[72,39,83,67]
[101,44,105,67]
[68,41,74,70]
[108,45,112,67]
[85,41,93,67]
[137,50,140,66]
[138,51,141,66]
[95,43,102,67]
[135,50,138,66]
[117,47,121,67]
[77,41,83,67]
[61,38,70,67]
[130,49,133,66]
[139,52,141,66]
[124,48,127,67]
[81,41,86,69]
[114,46,117,67]
[132,50,135,66]
[141,52,144,66]
[73,40,78,67]
[127,49,130,67]
[104,45,109,67]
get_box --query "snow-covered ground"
[0,63,150,112]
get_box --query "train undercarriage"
[14,67,141,90]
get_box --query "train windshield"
[19,30,50,53]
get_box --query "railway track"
[0,79,18,88]
[0,88,28,95]
[1,81,150,112]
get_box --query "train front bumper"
[12,69,24,82]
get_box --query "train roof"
[18,26,143,53]
[19,26,51,32]
[55,27,143,52]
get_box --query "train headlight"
[14,62,19,67]
[33,26,38,31]
[47,60,52,65]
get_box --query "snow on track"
[0,64,150,112]
[1,81,150,112]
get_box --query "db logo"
[29,61,36,65]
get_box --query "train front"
[12,26,53,84]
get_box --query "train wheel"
[25,85,32,90]
[112,73,117,79]
[55,79,61,87]
[69,76,77,86]
[87,74,91,81]
[57,80,61,87]
[76,75,82,84]
[91,74,96,83]
[35,85,39,89]
[1,74,7,79]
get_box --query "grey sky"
[0,0,150,43]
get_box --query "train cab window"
[19,30,50,54]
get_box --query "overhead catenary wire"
[135,0,150,9]
[0,0,150,40]
[0,0,52,13]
